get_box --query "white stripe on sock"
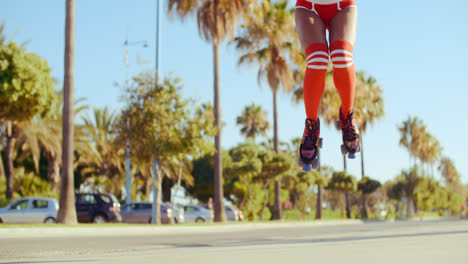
[330,49,353,56]
[308,65,328,70]
[308,58,329,64]
[331,57,353,62]
[333,62,353,68]
[306,51,329,61]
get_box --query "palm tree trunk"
[144,165,152,197]
[57,0,77,224]
[315,185,322,219]
[360,194,368,219]
[171,163,182,224]
[272,90,282,220]
[406,198,412,218]
[151,156,161,225]
[359,135,368,219]
[345,191,351,219]
[315,149,322,219]
[259,184,269,221]
[5,121,15,199]
[213,40,226,222]
[343,154,347,172]
[0,134,5,178]
[360,134,364,178]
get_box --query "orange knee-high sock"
[330,40,356,117]
[303,43,329,121]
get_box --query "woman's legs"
[295,8,327,121]
[329,6,360,153]
[295,8,327,163]
[329,6,358,117]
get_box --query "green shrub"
[1,167,57,200]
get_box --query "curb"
[0,220,364,239]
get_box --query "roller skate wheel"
[318,138,323,148]
[335,120,341,130]
[340,144,348,155]
[348,153,356,159]
[303,164,312,172]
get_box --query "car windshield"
[100,195,112,203]
[109,194,119,203]
[9,200,29,210]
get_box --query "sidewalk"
[2,217,460,239]
[0,219,364,239]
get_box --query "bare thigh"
[328,6,358,45]
[295,8,327,50]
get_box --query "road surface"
[1,218,467,264]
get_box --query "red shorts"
[295,0,357,27]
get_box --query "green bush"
[283,208,345,221]
[1,168,57,201]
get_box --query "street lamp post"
[151,0,162,225]
[123,37,148,205]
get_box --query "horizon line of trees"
[1,0,466,224]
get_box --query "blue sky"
[2,0,467,184]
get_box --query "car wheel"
[93,214,107,224]
[195,217,205,223]
[148,217,152,224]
[0,218,3,223]
[44,217,56,224]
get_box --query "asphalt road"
[1,219,468,264]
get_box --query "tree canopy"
[0,41,56,122]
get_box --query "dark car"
[75,193,122,224]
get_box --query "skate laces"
[302,118,320,147]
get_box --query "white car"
[183,205,213,223]
[0,197,59,224]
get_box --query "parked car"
[183,205,214,223]
[75,193,121,224]
[0,197,58,224]
[225,205,243,222]
[121,202,184,224]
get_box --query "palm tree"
[57,0,77,224]
[234,0,295,220]
[236,103,270,143]
[398,116,424,167]
[398,116,441,175]
[417,132,441,175]
[168,0,248,222]
[80,107,125,197]
[353,72,384,179]
[438,157,460,187]
[328,171,357,219]
[16,91,88,192]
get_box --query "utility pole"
[151,0,162,225]
[123,35,148,205]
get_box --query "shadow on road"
[0,260,96,264]
[163,230,468,248]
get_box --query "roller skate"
[335,107,361,159]
[298,118,323,171]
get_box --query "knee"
[305,43,329,70]
[330,40,354,69]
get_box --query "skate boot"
[298,118,322,171]
[335,107,361,159]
